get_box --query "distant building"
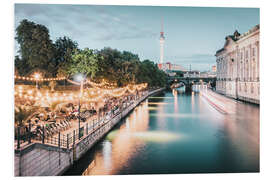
[215,24,259,104]
[183,70,216,78]
[212,65,217,72]
[183,70,200,78]
[158,62,187,76]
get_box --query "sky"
[14,4,259,71]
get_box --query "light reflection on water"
[65,90,259,175]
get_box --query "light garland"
[14,82,148,105]
[15,75,66,82]
[15,74,147,91]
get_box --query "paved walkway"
[200,89,238,114]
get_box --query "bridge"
[168,76,216,92]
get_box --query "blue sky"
[14,4,259,71]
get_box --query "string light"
[15,75,66,82]
[15,79,147,104]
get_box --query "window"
[246,50,249,58]
[253,59,256,80]
[252,48,255,57]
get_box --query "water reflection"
[82,100,150,175]
[65,90,259,175]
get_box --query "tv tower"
[160,18,165,64]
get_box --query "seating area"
[33,118,72,140]
[15,89,148,148]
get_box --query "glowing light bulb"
[34,73,41,80]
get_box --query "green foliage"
[55,36,78,77]
[54,36,78,63]
[94,48,167,87]
[64,48,100,79]
[15,19,56,76]
[15,19,167,88]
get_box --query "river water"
[64,89,259,175]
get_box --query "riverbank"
[200,89,259,115]
[14,88,165,176]
[200,89,240,114]
[64,89,259,175]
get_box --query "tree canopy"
[15,19,167,87]
[15,19,56,76]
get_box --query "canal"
[64,89,259,175]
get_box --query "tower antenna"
[159,17,165,64]
[161,17,164,33]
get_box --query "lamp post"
[76,74,85,140]
[34,73,40,90]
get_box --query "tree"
[64,48,100,79]
[136,59,167,87]
[54,36,78,75]
[121,51,139,61]
[15,19,56,76]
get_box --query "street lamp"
[34,73,41,89]
[75,74,85,140]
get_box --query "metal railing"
[15,90,156,150]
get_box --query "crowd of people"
[15,89,148,144]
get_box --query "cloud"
[15,4,49,16]
[15,4,158,41]
[90,6,157,40]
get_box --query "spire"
[161,17,163,33]
[159,18,165,64]
[160,17,165,39]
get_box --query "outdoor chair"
[55,123,62,131]
[50,123,59,132]
[47,125,56,135]
[60,121,67,130]
[62,120,69,129]
[64,119,71,127]
[62,120,68,127]
[57,123,65,131]
[65,120,71,127]
[45,127,52,137]
[49,124,58,134]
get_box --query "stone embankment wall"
[14,88,164,176]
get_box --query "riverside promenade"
[200,89,241,114]
[14,88,165,176]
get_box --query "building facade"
[158,62,186,76]
[216,25,259,104]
